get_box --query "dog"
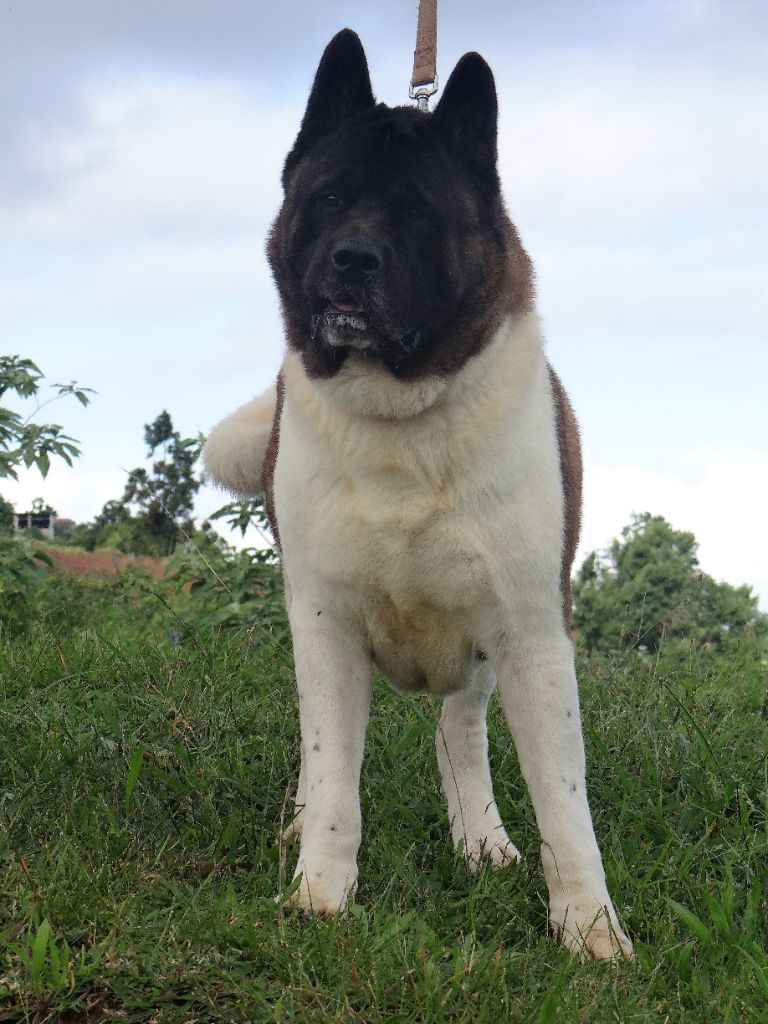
[203,29,633,960]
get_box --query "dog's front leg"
[495,631,633,960]
[285,603,372,915]
[437,660,520,870]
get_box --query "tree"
[0,355,93,479]
[94,499,131,528]
[30,497,57,517]
[121,411,203,556]
[572,513,768,653]
[60,416,205,557]
[0,493,14,535]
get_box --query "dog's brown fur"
[547,364,583,628]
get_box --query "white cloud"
[498,68,768,232]
[535,239,768,339]
[10,58,766,246]
[0,75,299,330]
[6,76,298,237]
[90,236,271,306]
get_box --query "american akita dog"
[203,29,633,959]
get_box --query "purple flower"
[171,632,181,645]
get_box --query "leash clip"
[409,77,438,112]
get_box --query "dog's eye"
[318,193,343,209]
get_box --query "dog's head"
[268,29,533,380]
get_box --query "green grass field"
[0,607,766,1022]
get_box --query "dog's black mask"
[268,29,531,380]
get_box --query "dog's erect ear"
[282,29,375,187]
[433,53,498,174]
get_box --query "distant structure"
[54,517,76,539]
[14,510,57,539]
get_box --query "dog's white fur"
[204,311,633,960]
[203,387,276,497]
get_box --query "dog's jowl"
[204,29,633,960]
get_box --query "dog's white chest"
[288,437,494,693]
[274,316,560,696]
[348,481,493,694]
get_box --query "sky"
[1,0,767,605]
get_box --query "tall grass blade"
[30,918,51,991]
[666,898,713,946]
[124,745,145,816]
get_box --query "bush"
[0,493,14,535]
[0,537,53,635]
[165,541,287,641]
[5,535,287,648]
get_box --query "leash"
[409,0,438,111]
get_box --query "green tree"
[121,411,203,556]
[0,493,14,535]
[572,512,768,653]
[94,499,130,528]
[29,497,57,517]
[0,355,93,479]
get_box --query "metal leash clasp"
[409,77,438,112]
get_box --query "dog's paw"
[460,828,521,872]
[550,899,634,961]
[283,855,358,916]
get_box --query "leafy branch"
[0,356,94,479]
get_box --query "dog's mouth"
[329,299,365,316]
[311,296,424,364]
[318,296,372,349]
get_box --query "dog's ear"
[433,53,498,175]
[283,29,375,187]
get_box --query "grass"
[0,612,766,1022]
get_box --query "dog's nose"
[330,239,384,276]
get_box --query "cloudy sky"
[2,0,767,604]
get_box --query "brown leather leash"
[409,0,438,110]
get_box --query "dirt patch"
[36,544,169,580]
